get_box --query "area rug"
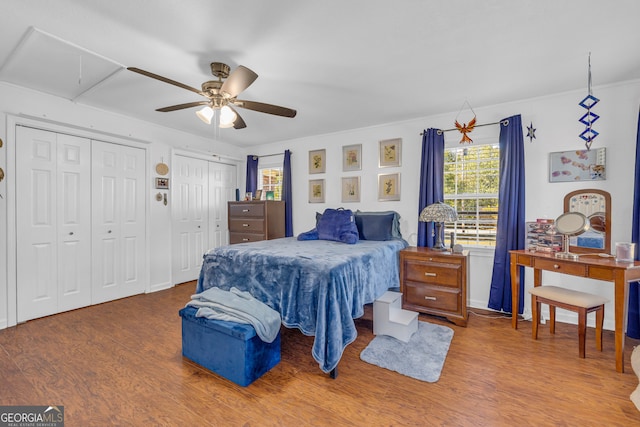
[360,321,454,382]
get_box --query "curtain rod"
[251,152,289,160]
[420,119,509,136]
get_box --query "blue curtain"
[627,109,640,338]
[417,128,445,247]
[245,155,258,195]
[488,114,526,314]
[282,150,293,237]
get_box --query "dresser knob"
[242,238,249,241]
[554,264,560,269]
[242,209,250,212]
[242,223,249,227]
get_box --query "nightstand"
[399,247,469,327]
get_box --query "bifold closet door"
[172,155,208,285]
[92,141,146,304]
[16,127,91,322]
[209,162,237,248]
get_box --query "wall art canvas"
[549,147,605,182]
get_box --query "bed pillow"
[316,208,359,244]
[355,210,402,241]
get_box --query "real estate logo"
[0,405,64,427]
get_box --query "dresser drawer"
[229,203,265,218]
[403,260,461,288]
[229,218,265,233]
[534,258,587,277]
[405,282,460,312]
[229,232,265,244]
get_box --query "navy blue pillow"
[316,208,359,244]
[355,212,396,241]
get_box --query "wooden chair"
[529,285,608,358]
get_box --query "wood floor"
[2,281,640,426]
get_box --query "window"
[258,166,283,200]
[443,144,499,247]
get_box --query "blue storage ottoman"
[179,306,281,386]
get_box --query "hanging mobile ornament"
[578,52,599,150]
[454,100,477,144]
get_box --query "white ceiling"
[1,0,639,148]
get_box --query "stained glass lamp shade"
[419,202,458,250]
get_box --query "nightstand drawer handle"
[242,209,250,212]
[242,238,250,241]
[424,272,437,277]
[242,223,250,227]
[424,296,437,301]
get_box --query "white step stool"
[373,291,419,342]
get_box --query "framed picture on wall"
[309,149,326,174]
[548,147,606,182]
[378,138,402,168]
[155,177,169,189]
[309,179,325,203]
[341,176,360,203]
[378,173,400,201]
[342,144,362,171]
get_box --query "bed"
[196,236,408,374]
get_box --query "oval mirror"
[555,212,589,235]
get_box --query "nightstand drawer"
[405,282,460,312]
[403,260,460,287]
[229,218,266,233]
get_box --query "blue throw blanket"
[196,237,408,373]
[186,287,281,343]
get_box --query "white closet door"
[209,162,236,248]
[16,127,91,322]
[92,141,146,303]
[172,155,208,284]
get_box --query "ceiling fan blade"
[127,67,205,96]
[233,99,297,118]
[156,101,209,112]
[220,65,258,98]
[228,106,247,129]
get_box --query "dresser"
[228,201,285,244]
[399,247,469,326]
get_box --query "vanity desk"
[510,249,640,373]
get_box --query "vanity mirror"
[563,189,611,255]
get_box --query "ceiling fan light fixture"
[219,105,237,128]
[196,106,214,124]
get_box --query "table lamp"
[419,202,458,250]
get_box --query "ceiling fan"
[127,62,297,129]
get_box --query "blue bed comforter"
[196,237,408,373]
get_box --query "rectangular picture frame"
[379,138,402,168]
[254,189,263,200]
[309,149,326,174]
[378,172,400,201]
[548,147,606,182]
[155,177,169,189]
[308,179,325,203]
[341,176,361,203]
[342,144,362,171]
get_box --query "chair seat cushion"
[529,285,608,308]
